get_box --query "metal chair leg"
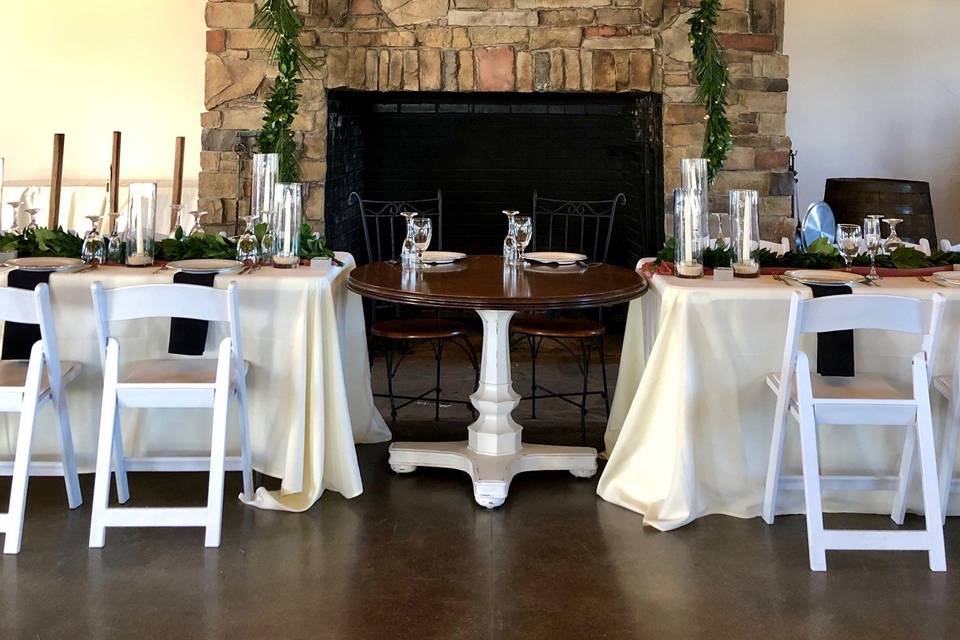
[528,336,541,419]
[598,334,610,416]
[579,339,594,446]
[384,341,399,429]
[431,339,446,422]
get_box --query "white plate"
[167,259,244,274]
[523,251,588,265]
[5,257,84,272]
[524,263,586,275]
[784,269,865,286]
[420,251,466,265]
[932,271,960,285]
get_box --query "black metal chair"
[510,191,625,444]
[350,191,479,427]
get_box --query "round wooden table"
[348,255,647,508]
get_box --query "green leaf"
[806,237,840,257]
[889,247,928,269]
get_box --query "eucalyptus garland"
[688,0,732,183]
[254,0,315,182]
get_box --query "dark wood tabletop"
[347,255,648,311]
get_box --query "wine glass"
[81,215,107,264]
[168,204,184,238]
[836,223,862,272]
[106,212,123,263]
[24,208,40,231]
[399,211,418,268]
[6,201,21,234]
[513,215,533,263]
[863,216,883,281]
[236,215,260,265]
[883,218,904,253]
[411,218,432,266]
[190,210,210,238]
[260,211,275,264]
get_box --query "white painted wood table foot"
[387,309,598,508]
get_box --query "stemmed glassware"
[260,211,275,264]
[169,204,184,238]
[502,210,519,265]
[863,216,883,281]
[836,223,862,272]
[236,215,260,264]
[81,215,107,264]
[399,211,418,268]
[411,218,432,266]
[106,213,123,263]
[883,218,904,253]
[513,215,533,263]
[190,210,210,238]
[24,208,40,231]
[6,201,21,234]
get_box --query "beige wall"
[785,0,960,242]
[0,0,205,186]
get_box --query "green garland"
[0,227,82,258]
[688,0,732,183]
[254,0,315,182]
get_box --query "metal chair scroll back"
[530,192,625,263]
[351,191,443,263]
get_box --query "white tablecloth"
[0,252,391,512]
[598,274,960,530]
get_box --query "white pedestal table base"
[388,308,598,508]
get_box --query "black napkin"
[168,271,217,356]
[810,284,854,377]
[1,270,52,360]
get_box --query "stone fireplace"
[200,0,791,259]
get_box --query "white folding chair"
[762,292,946,571]
[932,341,960,523]
[88,281,253,548]
[939,238,960,253]
[0,284,82,554]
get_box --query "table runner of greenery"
[656,237,960,270]
[0,223,336,262]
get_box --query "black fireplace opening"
[323,90,663,267]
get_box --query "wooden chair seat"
[371,318,468,341]
[120,358,249,387]
[511,315,606,339]
[0,360,81,395]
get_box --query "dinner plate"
[167,259,244,274]
[784,270,865,286]
[420,251,466,265]
[523,251,587,265]
[524,263,586,275]
[5,257,84,272]
[932,271,960,285]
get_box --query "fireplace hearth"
[324,90,663,267]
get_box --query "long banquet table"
[0,252,391,512]
[598,273,960,530]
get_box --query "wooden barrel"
[824,178,936,245]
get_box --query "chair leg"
[891,424,917,526]
[432,339,445,422]
[89,343,121,549]
[52,387,82,509]
[914,361,946,571]
[3,357,43,555]
[204,342,233,548]
[236,378,255,502]
[112,406,130,504]
[598,335,610,416]
[384,341,399,429]
[761,395,790,525]
[796,381,826,571]
[938,397,960,524]
[579,339,593,447]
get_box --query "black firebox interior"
[323,90,663,267]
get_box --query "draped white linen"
[0,253,391,512]
[599,274,960,530]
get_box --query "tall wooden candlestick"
[48,133,65,229]
[172,136,185,206]
[109,131,121,232]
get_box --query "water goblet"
[259,211,275,264]
[502,210,519,265]
[863,216,883,281]
[411,218,432,266]
[81,215,107,264]
[882,218,904,253]
[836,223,862,272]
[190,210,210,238]
[168,204,184,238]
[106,213,123,263]
[236,215,260,265]
[513,215,533,263]
[6,201,21,234]
[399,211,418,268]
[24,208,40,231]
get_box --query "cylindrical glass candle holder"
[272,182,302,268]
[252,153,278,223]
[681,158,710,250]
[674,188,704,278]
[731,189,760,277]
[125,182,157,267]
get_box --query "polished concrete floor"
[3,334,960,639]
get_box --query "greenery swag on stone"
[254,0,315,182]
[689,0,733,183]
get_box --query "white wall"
[785,0,960,242]
[0,0,205,187]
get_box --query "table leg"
[388,308,598,508]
